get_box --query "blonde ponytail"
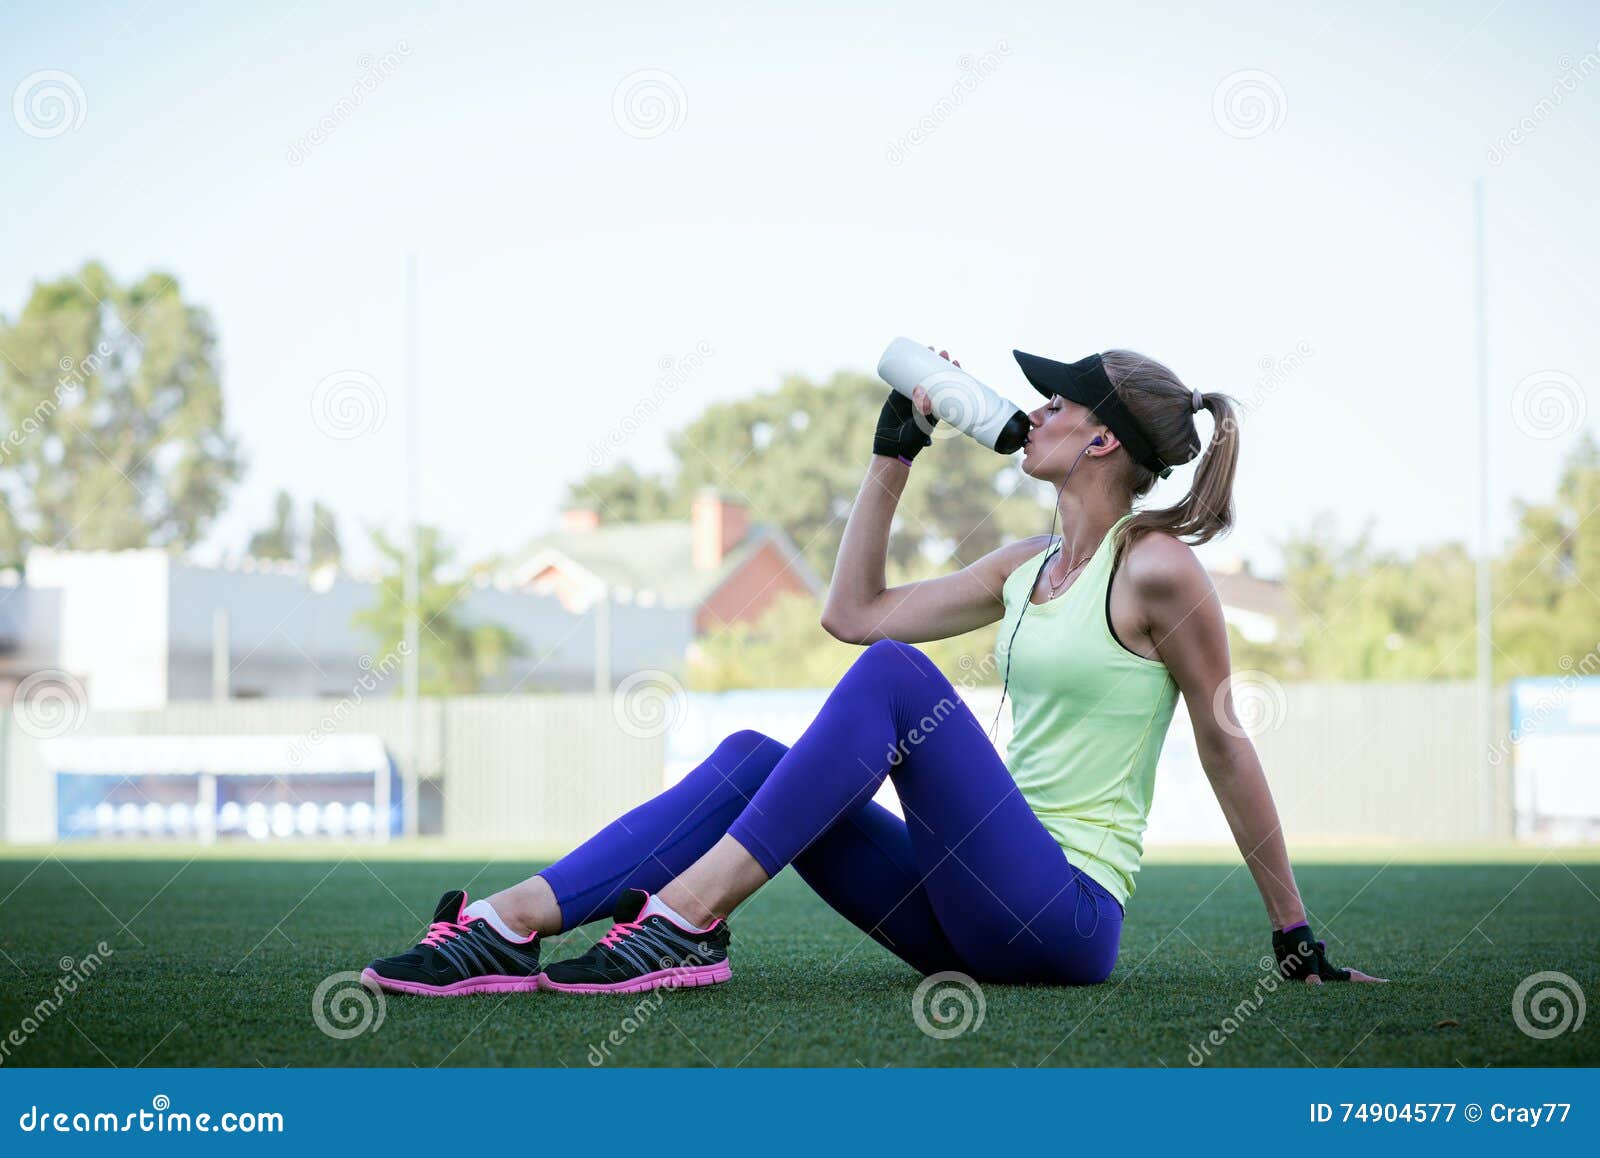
[1097,349,1240,554]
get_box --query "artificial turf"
[0,848,1595,1067]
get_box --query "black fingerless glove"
[1273,923,1353,982]
[872,391,937,464]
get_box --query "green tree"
[309,500,343,569]
[1226,624,1295,679]
[0,262,242,560]
[1264,436,1600,683]
[565,462,679,522]
[1494,433,1600,678]
[353,526,524,695]
[247,491,343,569]
[247,490,298,560]
[1264,514,1475,681]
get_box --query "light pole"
[1473,179,1495,838]
[401,251,422,841]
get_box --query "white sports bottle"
[876,337,1032,455]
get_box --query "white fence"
[670,682,1524,847]
[1,680,1571,850]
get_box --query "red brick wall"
[696,541,811,632]
[692,492,749,572]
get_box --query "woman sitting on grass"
[362,346,1384,995]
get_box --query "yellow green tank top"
[994,514,1179,905]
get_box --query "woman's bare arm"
[821,454,1048,645]
[1128,533,1385,982]
[1129,534,1307,925]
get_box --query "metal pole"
[400,251,422,841]
[1473,179,1495,838]
[594,586,612,696]
[210,608,229,701]
[197,773,217,847]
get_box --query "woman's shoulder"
[1117,528,1214,603]
[1003,533,1058,574]
[975,535,1057,593]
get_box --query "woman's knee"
[862,638,921,663]
[715,727,780,757]
[700,729,787,794]
[853,638,933,683]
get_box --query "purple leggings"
[539,640,1123,984]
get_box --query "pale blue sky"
[3,1,1597,575]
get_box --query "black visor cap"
[1012,350,1171,478]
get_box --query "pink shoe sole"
[538,960,731,994]
[360,967,543,997]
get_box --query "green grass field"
[1,847,1596,1067]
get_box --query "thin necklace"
[1045,543,1094,597]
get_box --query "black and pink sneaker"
[362,890,541,997]
[540,889,730,994]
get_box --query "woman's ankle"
[656,835,770,928]
[655,884,718,931]
[485,876,562,937]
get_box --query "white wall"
[2,714,54,842]
[1222,605,1280,645]
[168,562,383,700]
[3,683,1531,847]
[26,550,170,709]
[19,550,698,709]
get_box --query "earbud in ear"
[1089,436,1105,447]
